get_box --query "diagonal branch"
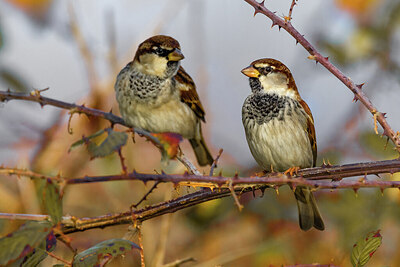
[243,0,400,153]
[0,89,163,149]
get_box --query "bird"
[241,58,324,231]
[114,35,213,166]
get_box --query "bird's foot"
[284,166,300,177]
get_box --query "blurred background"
[0,0,400,266]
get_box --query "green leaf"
[69,129,105,152]
[0,221,53,266]
[73,239,140,267]
[43,179,63,225]
[87,129,128,158]
[351,230,382,267]
[19,231,57,267]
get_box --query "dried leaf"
[0,221,53,266]
[43,179,63,225]
[351,230,382,267]
[151,132,182,161]
[87,129,128,158]
[73,239,140,267]
[69,129,105,152]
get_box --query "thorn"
[356,83,365,89]
[252,187,256,198]
[296,39,299,45]
[380,187,385,196]
[353,188,359,197]
[353,94,359,103]
[183,171,189,176]
[324,56,329,60]
[218,171,223,177]
[260,187,266,197]
[374,174,382,179]
[260,0,265,6]
[274,185,279,195]
[271,22,278,28]
[161,170,166,175]
[234,171,239,178]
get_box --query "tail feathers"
[189,136,213,166]
[295,187,325,231]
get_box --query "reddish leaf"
[151,132,183,160]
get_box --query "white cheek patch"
[259,72,296,98]
[136,54,168,76]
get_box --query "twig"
[177,154,202,175]
[131,182,160,209]
[243,0,400,153]
[118,148,128,175]
[136,223,145,267]
[285,0,298,22]
[163,257,196,267]
[209,148,223,176]
[0,213,49,221]
[45,250,72,266]
[228,179,244,211]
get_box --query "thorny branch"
[243,0,400,153]
[2,159,400,233]
[2,159,400,187]
[0,89,164,151]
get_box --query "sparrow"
[115,35,213,166]
[241,58,324,231]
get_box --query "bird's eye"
[265,66,272,73]
[153,47,164,55]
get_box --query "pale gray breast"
[242,93,312,171]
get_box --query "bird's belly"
[244,116,313,172]
[119,98,197,139]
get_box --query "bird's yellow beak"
[241,66,259,78]
[168,49,184,61]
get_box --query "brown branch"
[60,176,400,234]
[0,89,163,149]
[2,159,400,186]
[243,0,400,153]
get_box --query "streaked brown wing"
[175,66,206,122]
[299,99,317,167]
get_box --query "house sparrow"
[115,35,213,166]
[241,58,324,231]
